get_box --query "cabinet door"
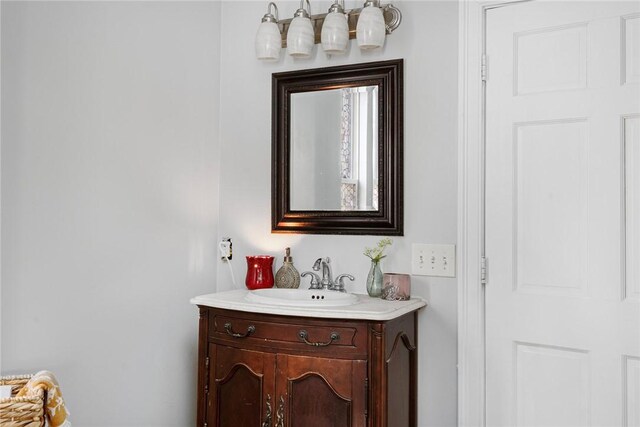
[209,344,276,427]
[276,354,367,427]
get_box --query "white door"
[485,2,640,426]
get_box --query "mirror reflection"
[290,86,379,211]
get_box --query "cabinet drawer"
[209,310,368,357]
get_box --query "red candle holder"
[245,255,275,290]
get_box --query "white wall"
[217,2,459,426]
[1,2,221,426]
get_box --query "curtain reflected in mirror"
[290,86,378,211]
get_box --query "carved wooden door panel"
[209,344,276,427]
[275,354,367,427]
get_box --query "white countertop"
[191,289,427,321]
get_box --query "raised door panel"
[209,344,276,427]
[626,115,640,301]
[385,323,417,427]
[623,14,640,85]
[276,354,367,427]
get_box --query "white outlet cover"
[411,243,456,277]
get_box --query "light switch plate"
[411,244,456,277]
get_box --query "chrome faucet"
[301,257,354,292]
[313,257,333,289]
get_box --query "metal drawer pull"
[261,394,272,427]
[298,329,340,346]
[224,322,256,338]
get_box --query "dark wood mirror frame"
[272,59,403,235]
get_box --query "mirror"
[272,59,403,235]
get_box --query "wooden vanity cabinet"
[196,306,418,427]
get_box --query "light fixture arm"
[327,0,345,14]
[293,0,312,18]
[277,2,401,48]
[262,2,279,23]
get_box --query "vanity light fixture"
[255,2,282,60]
[255,0,401,60]
[321,0,349,54]
[356,0,386,49]
[287,0,315,58]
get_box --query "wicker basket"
[0,375,45,427]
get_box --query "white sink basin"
[244,288,359,307]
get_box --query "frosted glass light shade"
[287,16,314,58]
[356,4,385,49]
[321,11,349,54]
[255,21,282,60]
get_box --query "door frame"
[0,2,3,373]
[456,1,530,425]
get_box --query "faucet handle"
[301,271,322,290]
[334,274,355,293]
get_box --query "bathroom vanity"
[192,290,425,427]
